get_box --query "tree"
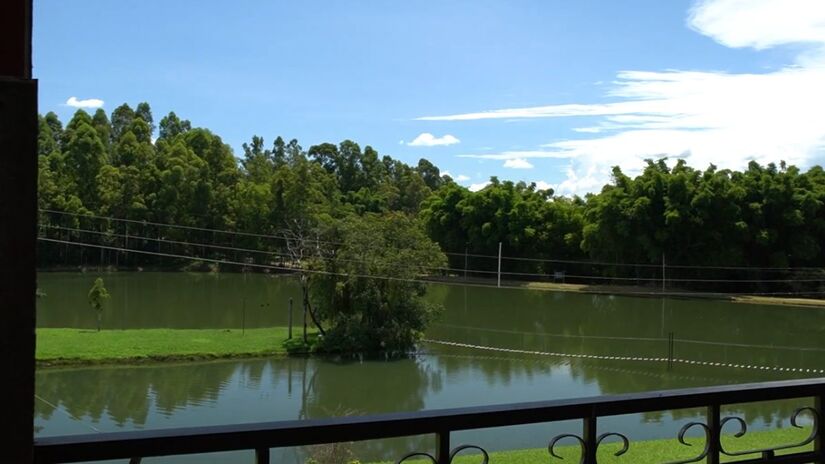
[63,117,108,210]
[307,212,447,354]
[88,278,110,332]
[135,102,155,135]
[158,111,191,140]
[111,103,136,143]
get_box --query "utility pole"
[464,245,468,281]
[497,242,502,288]
[662,253,666,293]
[288,297,293,339]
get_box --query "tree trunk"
[301,280,326,336]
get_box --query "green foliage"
[37,102,825,295]
[87,277,110,332]
[307,213,447,354]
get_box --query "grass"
[36,327,317,367]
[385,426,812,464]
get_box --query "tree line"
[38,102,825,295]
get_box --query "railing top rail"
[34,377,825,463]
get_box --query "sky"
[34,0,825,195]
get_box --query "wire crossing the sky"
[37,236,825,297]
[40,208,825,272]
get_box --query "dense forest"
[37,102,825,294]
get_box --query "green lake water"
[35,272,825,463]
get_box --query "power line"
[41,225,825,283]
[432,323,825,353]
[40,208,345,246]
[40,224,496,276]
[41,208,825,273]
[38,237,825,297]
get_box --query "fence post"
[436,430,451,464]
[706,403,720,464]
[288,297,293,339]
[255,447,270,464]
[583,412,597,464]
[497,242,502,288]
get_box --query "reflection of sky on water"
[34,274,825,463]
[35,352,815,463]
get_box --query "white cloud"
[416,0,825,194]
[468,181,490,192]
[687,0,825,50]
[458,150,578,160]
[455,174,471,182]
[503,158,534,169]
[534,180,554,191]
[407,133,461,146]
[65,96,104,109]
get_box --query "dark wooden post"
[0,1,36,462]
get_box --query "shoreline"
[426,276,825,309]
[36,327,315,369]
[37,268,825,308]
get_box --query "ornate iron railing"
[34,378,825,464]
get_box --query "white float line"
[422,339,825,375]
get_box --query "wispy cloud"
[455,174,471,182]
[503,158,534,169]
[459,150,578,161]
[407,132,460,147]
[65,96,104,109]
[418,0,825,195]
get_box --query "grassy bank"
[36,327,316,367]
[386,426,812,464]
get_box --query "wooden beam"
[0,0,32,78]
[0,0,36,462]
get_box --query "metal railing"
[34,378,825,464]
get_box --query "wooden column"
[0,0,36,462]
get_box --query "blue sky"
[34,0,825,194]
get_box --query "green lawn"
[36,327,315,366]
[391,426,812,464]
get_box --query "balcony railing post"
[255,447,269,464]
[706,403,721,464]
[583,410,597,464]
[436,430,450,464]
[816,393,824,463]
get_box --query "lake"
[35,272,825,463]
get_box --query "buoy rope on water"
[422,339,825,375]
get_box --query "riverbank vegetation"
[37,103,825,300]
[36,327,314,366]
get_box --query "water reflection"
[34,274,825,462]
